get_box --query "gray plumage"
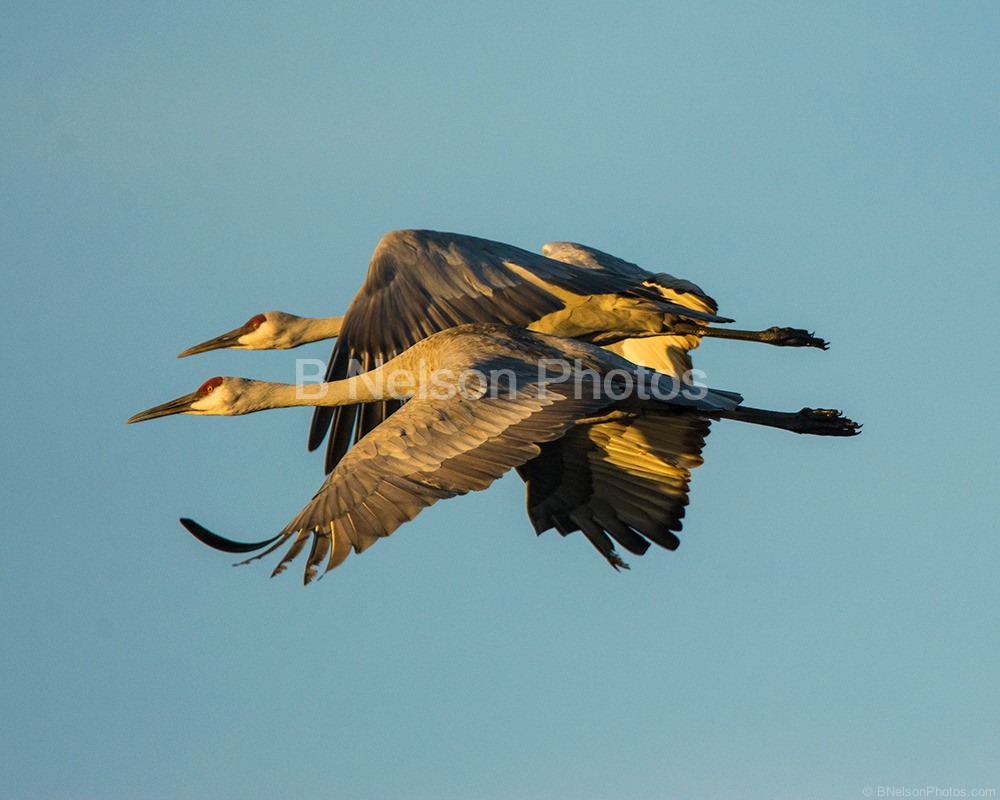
[162,324,857,581]
[178,324,756,581]
[310,229,733,473]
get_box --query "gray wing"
[542,240,721,378]
[518,411,711,568]
[541,240,719,312]
[246,364,614,582]
[310,230,728,472]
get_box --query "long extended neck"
[293,315,344,345]
[246,362,416,412]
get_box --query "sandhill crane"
[177,230,827,473]
[130,324,859,581]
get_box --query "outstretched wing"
[197,362,614,583]
[541,240,719,311]
[518,411,711,568]
[542,240,721,379]
[311,230,729,473]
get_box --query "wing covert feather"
[520,412,711,567]
[311,230,727,470]
[276,363,615,581]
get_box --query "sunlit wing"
[541,240,718,311]
[310,230,730,472]
[542,240,720,379]
[197,361,615,583]
[519,411,711,568]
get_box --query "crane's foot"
[607,551,630,571]
[791,408,862,436]
[760,327,829,350]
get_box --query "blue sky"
[3,3,998,798]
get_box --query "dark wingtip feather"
[178,518,281,554]
[308,407,334,452]
[325,405,359,473]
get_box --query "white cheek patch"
[189,397,215,414]
[189,393,234,415]
[238,324,274,350]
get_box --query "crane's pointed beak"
[126,391,202,424]
[177,326,245,358]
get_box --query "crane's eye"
[198,377,224,396]
[245,314,266,331]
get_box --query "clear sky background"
[3,3,998,798]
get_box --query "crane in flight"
[177,230,828,473]
[130,324,859,582]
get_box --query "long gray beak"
[177,326,245,358]
[127,391,201,424]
